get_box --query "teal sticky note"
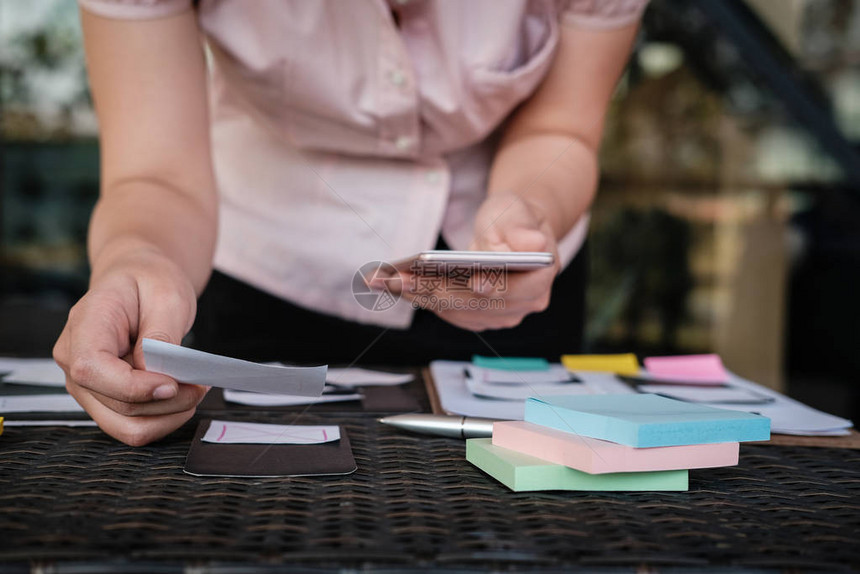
[471,355,549,371]
[524,393,771,447]
[466,439,688,492]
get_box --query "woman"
[54,0,647,445]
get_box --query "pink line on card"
[217,423,227,442]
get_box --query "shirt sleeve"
[78,0,192,20]
[559,0,650,29]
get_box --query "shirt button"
[389,69,406,87]
[394,0,410,5]
[425,170,441,184]
[394,136,413,151]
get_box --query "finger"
[52,320,73,373]
[470,225,509,252]
[133,281,196,369]
[399,268,497,299]
[75,380,208,417]
[66,382,197,447]
[490,266,557,300]
[375,271,410,296]
[435,308,531,332]
[500,226,549,252]
[400,287,491,310]
[66,296,181,403]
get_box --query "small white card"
[201,421,340,444]
[0,358,66,387]
[0,394,84,413]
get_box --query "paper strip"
[142,339,326,396]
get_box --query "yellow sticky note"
[0,416,4,437]
[561,353,640,375]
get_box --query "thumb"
[499,226,549,253]
[470,225,511,252]
[132,296,195,372]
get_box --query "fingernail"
[153,385,177,400]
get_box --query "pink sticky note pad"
[643,354,729,384]
[492,421,739,474]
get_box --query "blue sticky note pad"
[524,393,770,447]
[472,355,549,371]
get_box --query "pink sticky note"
[492,421,739,474]
[643,354,729,384]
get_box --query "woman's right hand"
[53,248,208,446]
[62,6,219,446]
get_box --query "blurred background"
[1,0,858,421]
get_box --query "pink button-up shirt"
[79,0,648,327]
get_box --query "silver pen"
[378,414,496,439]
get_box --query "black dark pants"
[192,243,587,365]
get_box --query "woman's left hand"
[395,192,560,331]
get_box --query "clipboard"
[422,366,447,415]
[421,366,860,449]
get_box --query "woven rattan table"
[1,396,859,572]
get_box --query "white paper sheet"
[636,384,774,405]
[464,376,593,401]
[2,420,97,427]
[698,373,852,434]
[0,358,66,387]
[142,339,326,396]
[634,374,852,434]
[201,420,340,444]
[325,368,413,386]
[465,364,573,385]
[223,389,362,407]
[431,361,634,420]
[0,394,84,413]
[776,428,852,437]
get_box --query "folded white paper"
[0,358,66,387]
[465,376,591,401]
[2,420,97,427]
[142,339,326,396]
[465,364,573,385]
[0,394,84,413]
[223,389,361,407]
[202,420,339,444]
[636,384,774,405]
[325,368,413,386]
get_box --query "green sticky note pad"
[466,439,688,492]
[471,355,549,371]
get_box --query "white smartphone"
[392,250,554,273]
